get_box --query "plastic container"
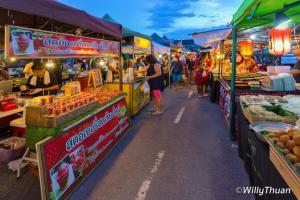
[275,66,291,74]
[267,66,275,74]
[10,117,26,137]
[0,137,26,164]
[267,66,291,74]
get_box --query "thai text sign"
[5,26,120,58]
[37,97,130,200]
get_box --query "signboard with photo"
[5,25,120,58]
[36,97,130,200]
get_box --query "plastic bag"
[106,70,113,82]
[141,81,150,94]
[250,121,296,133]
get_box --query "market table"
[0,107,24,119]
[0,107,24,136]
[219,77,300,130]
[237,103,297,200]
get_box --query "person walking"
[145,54,164,115]
[171,56,183,90]
[161,54,170,88]
[186,54,194,85]
[203,53,212,95]
[179,53,187,85]
[194,53,210,98]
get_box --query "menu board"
[93,70,102,87]
[88,69,102,88]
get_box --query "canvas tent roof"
[192,28,231,47]
[151,33,170,47]
[152,41,170,54]
[0,0,122,39]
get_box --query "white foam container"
[267,66,291,74]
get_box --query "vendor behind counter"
[21,62,59,96]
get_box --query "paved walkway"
[70,86,253,200]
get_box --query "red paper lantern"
[269,28,291,55]
[240,40,253,56]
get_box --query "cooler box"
[10,117,26,138]
[0,137,26,164]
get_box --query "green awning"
[232,0,300,29]
[103,14,151,40]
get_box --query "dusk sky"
[59,0,243,39]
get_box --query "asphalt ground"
[70,86,253,200]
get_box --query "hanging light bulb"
[10,57,16,62]
[275,12,291,30]
[46,59,54,68]
[250,35,256,40]
[216,52,224,60]
[99,60,105,66]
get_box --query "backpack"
[178,61,183,72]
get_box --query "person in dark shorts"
[145,54,164,115]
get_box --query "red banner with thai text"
[5,26,120,58]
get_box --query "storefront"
[107,35,152,116]
[229,0,300,199]
[0,1,131,200]
[103,14,151,116]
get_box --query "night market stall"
[0,1,131,200]
[230,0,300,199]
[192,28,232,104]
[103,14,151,116]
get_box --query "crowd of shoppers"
[168,52,212,97]
[139,51,213,117]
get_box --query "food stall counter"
[106,79,150,116]
[218,75,300,130]
[25,94,130,200]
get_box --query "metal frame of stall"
[229,0,300,140]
